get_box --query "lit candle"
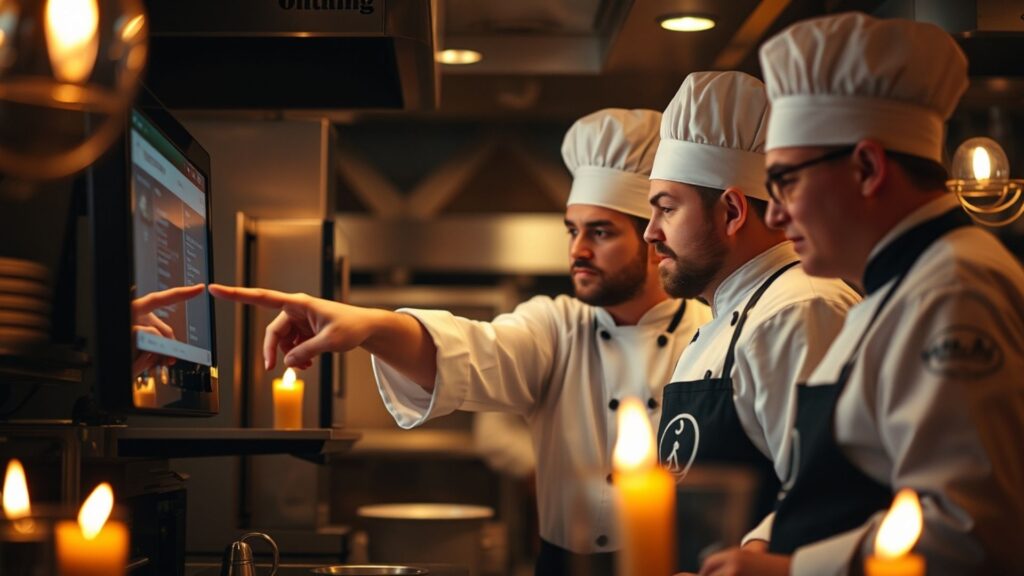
[55,483,128,576]
[272,367,304,429]
[3,459,51,575]
[865,488,925,576]
[132,376,157,408]
[4,458,42,539]
[613,397,676,576]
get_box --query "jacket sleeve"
[791,287,1024,576]
[372,295,563,428]
[734,296,851,482]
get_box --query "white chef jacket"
[778,195,1024,576]
[371,295,711,553]
[666,242,860,482]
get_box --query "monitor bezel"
[91,83,219,416]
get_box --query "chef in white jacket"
[210,108,711,576]
[697,12,1024,576]
[643,71,859,572]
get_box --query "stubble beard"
[658,235,727,300]
[573,244,649,308]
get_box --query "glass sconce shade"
[947,137,1024,227]
[950,137,1010,185]
[0,0,147,180]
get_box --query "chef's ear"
[852,140,888,199]
[721,187,748,237]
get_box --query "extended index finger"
[133,284,205,315]
[208,284,299,310]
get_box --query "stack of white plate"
[0,257,50,349]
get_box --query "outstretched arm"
[208,284,438,391]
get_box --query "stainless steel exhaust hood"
[142,0,438,111]
[882,0,1024,77]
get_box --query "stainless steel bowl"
[310,566,428,575]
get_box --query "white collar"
[867,194,961,262]
[593,298,683,331]
[711,241,799,318]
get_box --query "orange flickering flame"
[612,397,656,472]
[45,0,100,84]
[280,367,299,390]
[875,488,923,559]
[3,459,32,520]
[78,483,114,540]
[3,459,36,534]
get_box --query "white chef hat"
[651,71,770,201]
[759,12,968,163]
[562,108,661,219]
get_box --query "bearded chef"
[210,108,711,576]
[643,71,859,572]
[696,12,1024,576]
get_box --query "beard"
[572,244,649,308]
[656,235,727,300]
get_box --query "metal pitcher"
[220,532,279,576]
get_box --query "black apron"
[534,301,688,576]
[770,208,971,555]
[657,261,799,572]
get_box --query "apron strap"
[721,260,801,378]
[843,208,972,367]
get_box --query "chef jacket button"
[657,334,668,347]
[647,398,658,410]
[596,535,608,547]
[600,330,611,340]
[608,399,620,411]
[704,370,713,380]
[606,473,613,485]
[730,311,739,326]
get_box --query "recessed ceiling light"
[658,14,716,32]
[437,49,483,65]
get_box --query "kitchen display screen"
[129,109,213,367]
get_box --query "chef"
[697,12,1024,576]
[210,108,712,576]
[643,71,859,571]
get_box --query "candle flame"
[78,483,114,540]
[120,13,145,42]
[281,367,298,389]
[972,146,992,182]
[3,459,31,520]
[45,0,99,84]
[612,397,656,472]
[874,488,923,559]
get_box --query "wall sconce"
[946,137,1024,227]
[0,0,148,181]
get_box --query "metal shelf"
[111,427,361,458]
[0,423,360,460]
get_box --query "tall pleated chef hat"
[562,108,661,219]
[759,12,968,163]
[651,71,770,201]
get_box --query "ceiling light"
[437,49,483,65]
[658,14,716,32]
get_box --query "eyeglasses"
[765,146,856,203]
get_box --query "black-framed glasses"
[765,146,856,203]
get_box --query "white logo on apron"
[659,413,700,481]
